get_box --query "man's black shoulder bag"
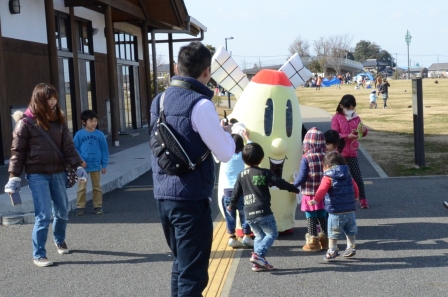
[149,91,210,176]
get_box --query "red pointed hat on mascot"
[251,69,292,87]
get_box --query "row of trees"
[288,35,394,75]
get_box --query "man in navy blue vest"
[150,41,235,297]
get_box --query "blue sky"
[156,0,448,69]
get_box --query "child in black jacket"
[228,142,299,271]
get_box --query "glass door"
[58,57,75,132]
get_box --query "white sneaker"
[242,236,254,247]
[228,238,243,248]
[34,257,54,267]
[55,242,70,254]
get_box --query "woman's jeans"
[247,214,278,258]
[27,172,69,259]
[222,194,251,235]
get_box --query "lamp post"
[405,30,412,79]
[225,36,234,109]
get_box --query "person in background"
[378,78,390,108]
[316,76,322,91]
[74,109,109,216]
[5,83,87,267]
[369,90,378,109]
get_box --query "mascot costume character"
[212,48,312,234]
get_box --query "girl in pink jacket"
[331,94,369,209]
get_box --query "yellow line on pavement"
[203,219,235,297]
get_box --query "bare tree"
[288,36,311,57]
[149,53,166,70]
[313,37,330,76]
[326,34,353,75]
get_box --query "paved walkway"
[1,106,447,296]
[0,130,151,222]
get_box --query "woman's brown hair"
[29,83,65,130]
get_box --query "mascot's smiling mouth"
[269,156,286,178]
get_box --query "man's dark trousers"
[157,198,213,297]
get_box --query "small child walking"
[308,151,359,261]
[74,110,109,215]
[293,127,328,252]
[221,129,254,248]
[369,90,378,109]
[228,143,299,271]
[331,94,369,209]
[324,129,346,153]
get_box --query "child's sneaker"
[324,249,340,261]
[75,208,84,216]
[263,260,274,270]
[251,264,264,272]
[443,201,448,209]
[94,207,104,215]
[228,237,243,248]
[343,245,356,257]
[242,236,254,247]
[250,252,267,267]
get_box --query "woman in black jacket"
[5,83,87,267]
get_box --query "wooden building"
[0,0,206,162]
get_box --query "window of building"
[75,20,93,54]
[115,30,138,61]
[55,13,71,51]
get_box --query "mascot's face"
[230,70,302,181]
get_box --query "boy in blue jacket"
[74,110,109,215]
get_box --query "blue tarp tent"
[321,77,340,87]
[356,72,374,81]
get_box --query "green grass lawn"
[295,78,448,176]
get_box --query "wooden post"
[69,7,81,132]
[44,0,59,89]
[151,30,158,95]
[104,5,120,146]
[0,15,6,164]
[141,22,152,127]
[168,33,175,78]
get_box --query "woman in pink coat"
[331,94,369,208]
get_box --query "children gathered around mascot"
[222,94,365,271]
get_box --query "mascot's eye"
[286,100,293,137]
[264,98,273,136]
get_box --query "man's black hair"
[177,41,211,79]
[336,94,357,114]
[232,134,244,154]
[323,151,347,167]
[242,142,264,167]
[80,109,98,126]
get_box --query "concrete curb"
[358,144,388,178]
[0,143,152,225]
